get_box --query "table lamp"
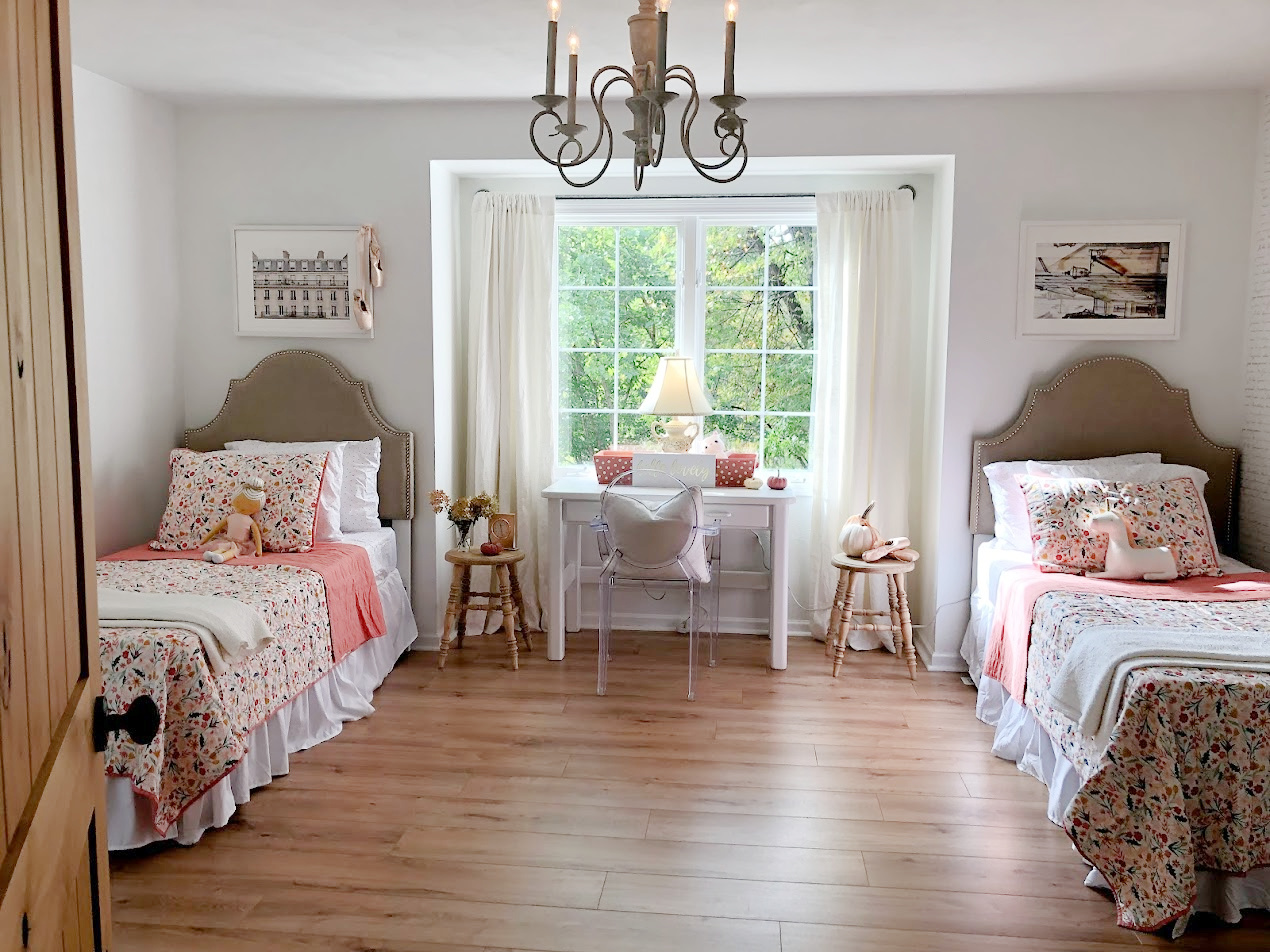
[639,355,713,452]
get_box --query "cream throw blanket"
[98,586,276,675]
[1048,625,1270,748]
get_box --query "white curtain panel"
[466,192,556,630]
[810,189,916,650]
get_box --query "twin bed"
[100,350,419,850]
[962,356,1270,934]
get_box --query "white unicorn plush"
[1087,509,1178,582]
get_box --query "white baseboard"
[925,647,969,672]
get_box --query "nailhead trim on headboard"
[970,356,1239,549]
[183,349,415,521]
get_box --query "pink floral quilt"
[1022,589,1270,931]
[98,558,336,834]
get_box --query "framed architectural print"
[234,225,373,338]
[1016,220,1184,340]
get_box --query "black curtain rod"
[477,184,917,199]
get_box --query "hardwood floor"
[110,633,1270,950]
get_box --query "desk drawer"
[564,500,603,525]
[565,498,769,529]
[704,505,769,529]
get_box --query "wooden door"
[0,0,113,948]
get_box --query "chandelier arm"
[552,72,638,187]
[668,65,747,180]
[529,66,635,172]
[554,129,616,188]
[650,98,669,169]
[528,108,566,165]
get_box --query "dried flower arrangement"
[430,489,498,549]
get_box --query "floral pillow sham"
[151,449,329,553]
[1016,474,1221,578]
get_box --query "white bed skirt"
[977,675,1270,930]
[107,568,419,851]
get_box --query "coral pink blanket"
[101,542,386,663]
[984,566,1270,701]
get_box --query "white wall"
[73,68,183,556]
[173,90,1259,665]
[1241,91,1270,568]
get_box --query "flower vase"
[454,520,475,551]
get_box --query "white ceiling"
[71,0,1270,102]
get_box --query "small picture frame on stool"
[488,512,517,549]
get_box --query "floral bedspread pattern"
[98,558,335,833]
[1023,590,1270,931]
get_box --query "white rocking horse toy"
[1087,509,1178,582]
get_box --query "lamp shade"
[639,356,713,415]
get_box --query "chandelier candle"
[567,32,579,125]
[545,0,560,96]
[656,0,669,95]
[724,1,737,97]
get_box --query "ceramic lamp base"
[653,417,699,453]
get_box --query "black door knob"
[93,695,160,753]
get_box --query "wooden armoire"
[0,0,115,947]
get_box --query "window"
[554,199,817,470]
[303,289,310,301]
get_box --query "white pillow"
[226,437,382,533]
[602,488,711,582]
[984,453,1160,552]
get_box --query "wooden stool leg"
[887,574,902,655]
[497,565,520,671]
[455,568,471,649]
[896,573,918,680]
[439,563,464,669]
[826,568,848,659]
[832,571,858,678]
[508,563,532,651]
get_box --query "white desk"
[541,476,797,670]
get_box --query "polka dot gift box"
[714,452,758,487]
[593,450,756,487]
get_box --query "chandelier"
[530,0,747,190]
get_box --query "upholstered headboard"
[970,356,1239,550]
[184,350,415,521]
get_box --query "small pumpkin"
[743,476,763,490]
[838,501,884,557]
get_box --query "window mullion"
[612,226,621,450]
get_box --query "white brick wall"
[1240,91,1270,566]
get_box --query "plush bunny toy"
[201,477,266,563]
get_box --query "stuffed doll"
[697,430,728,455]
[201,477,266,563]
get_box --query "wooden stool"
[826,554,917,680]
[439,548,532,670]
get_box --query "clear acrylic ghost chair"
[590,471,722,700]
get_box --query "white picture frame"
[234,225,372,339]
[1016,220,1184,340]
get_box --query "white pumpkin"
[838,501,884,557]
